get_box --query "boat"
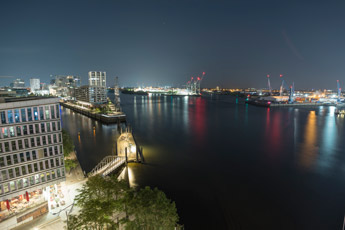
[335,109,345,115]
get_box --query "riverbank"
[61,102,126,124]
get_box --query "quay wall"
[60,102,126,124]
[247,101,334,107]
[270,103,324,107]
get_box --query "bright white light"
[130,145,136,153]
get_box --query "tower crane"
[289,82,295,103]
[337,80,341,103]
[196,72,206,95]
[267,75,272,95]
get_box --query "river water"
[61,94,345,230]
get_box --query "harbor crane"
[279,74,285,96]
[289,82,295,103]
[267,75,272,94]
[186,72,206,95]
[337,80,341,103]
[196,72,206,94]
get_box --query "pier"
[61,102,126,124]
[88,156,126,177]
[117,127,145,163]
[88,127,145,177]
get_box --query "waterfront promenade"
[61,102,126,124]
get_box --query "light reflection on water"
[299,111,318,170]
[62,95,345,230]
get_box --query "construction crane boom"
[337,80,341,103]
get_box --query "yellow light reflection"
[299,111,318,169]
[127,166,137,188]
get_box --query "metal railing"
[88,156,125,177]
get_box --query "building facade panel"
[88,71,106,87]
[0,98,65,201]
[75,86,107,105]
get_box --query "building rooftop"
[0,96,60,109]
[0,96,57,103]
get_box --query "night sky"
[1,0,345,89]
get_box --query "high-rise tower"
[114,76,121,111]
[88,71,106,87]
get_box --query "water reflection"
[315,107,337,172]
[62,95,345,229]
[244,104,248,125]
[263,109,283,154]
[293,109,299,153]
[189,97,206,142]
[299,111,318,170]
[183,96,189,132]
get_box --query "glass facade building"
[88,71,106,87]
[0,98,65,201]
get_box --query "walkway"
[88,156,126,177]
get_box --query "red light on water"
[197,77,201,80]
[267,75,270,78]
[280,74,283,78]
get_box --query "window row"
[0,104,60,125]
[0,157,64,182]
[0,168,65,195]
[0,145,63,167]
[0,121,61,139]
[0,133,62,153]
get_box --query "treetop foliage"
[67,175,179,230]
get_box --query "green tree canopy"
[62,129,75,157]
[64,159,78,174]
[124,186,179,230]
[68,175,128,230]
[67,175,179,230]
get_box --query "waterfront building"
[66,75,81,88]
[0,88,29,98]
[51,75,81,89]
[75,85,107,105]
[88,71,106,87]
[73,71,107,105]
[29,79,40,92]
[0,97,65,221]
[10,79,25,89]
[49,75,81,98]
[0,90,16,98]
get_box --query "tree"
[62,129,75,157]
[64,159,78,174]
[67,175,179,230]
[67,175,128,230]
[124,187,179,230]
